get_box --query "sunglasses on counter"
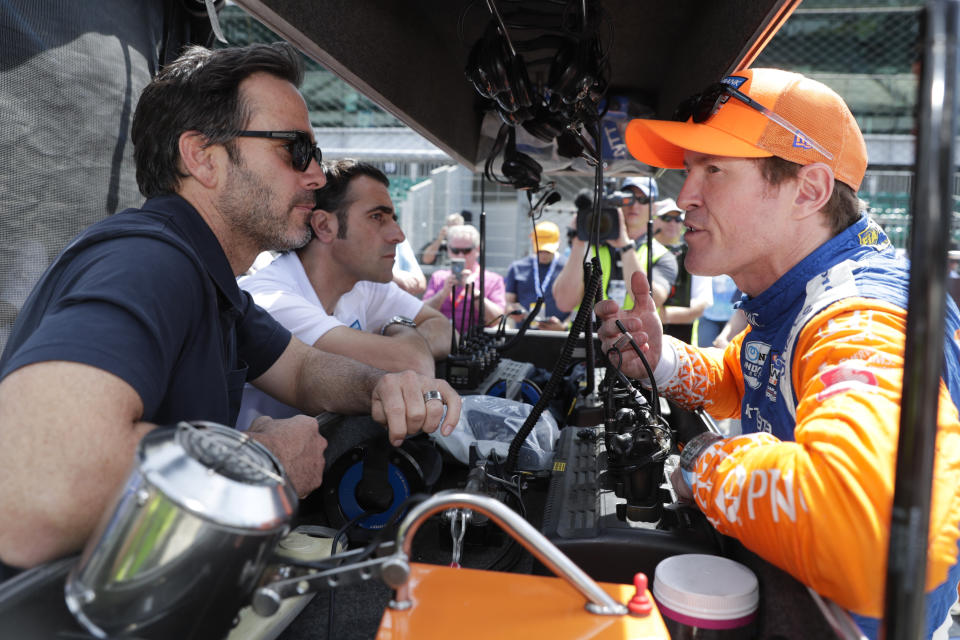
[674,82,833,161]
[448,246,475,255]
[234,130,323,171]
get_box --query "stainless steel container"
[65,421,298,639]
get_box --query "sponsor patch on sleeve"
[815,361,879,402]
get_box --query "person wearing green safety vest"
[553,177,678,315]
[653,197,714,344]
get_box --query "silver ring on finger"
[423,390,443,403]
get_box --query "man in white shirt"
[238,160,451,428]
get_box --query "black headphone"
[547,34,608,125]
[466,21,534,126]
[466,0,609,186]
[483,123,543,191]
[522,105,565,143]
[500,126,542,190]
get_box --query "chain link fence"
[753,1,960,248]
[219,8,405,128]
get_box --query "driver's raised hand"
[596,270,663,380]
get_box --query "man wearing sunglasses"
[423,224,506,334]
[652,197,713,345]
[0,43,460,577]
[595,68,960,638]
[237,160,451,428]
[552,177,678,315]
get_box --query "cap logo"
[721,75,748,89]
[858,221,891,250]
[793,134,815,151]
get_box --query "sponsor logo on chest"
[743,340,771,390]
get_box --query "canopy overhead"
[233,0,800,172]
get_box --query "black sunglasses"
[449,246,475,255]
[673,82,833,161]
[608,191,649,207]
[234,130,323,171]
[659,214,684,223]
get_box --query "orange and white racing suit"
[652,216,960,637]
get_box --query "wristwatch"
[380,315,418,335]
[679,431,725,472]
[621,239,637,252]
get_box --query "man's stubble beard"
[332,238,394,285]
[218,159,312,253]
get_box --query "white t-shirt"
[235,251,423,429]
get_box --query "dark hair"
[755,156,860,236]
[314,160,390,238]
[132,42,304,198]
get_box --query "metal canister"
[65,421,297,639]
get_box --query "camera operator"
[552,177,677,314]
[419,211,467,267]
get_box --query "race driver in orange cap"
[595,68,960,639]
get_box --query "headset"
[501,126,543,190]
[465,18,534,126]
[465,0,610,146]
[547,37,597,117]
[484,122,543,191]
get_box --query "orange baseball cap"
[624,68,867,190]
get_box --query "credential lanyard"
[532,254,560,300]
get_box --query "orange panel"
[376,563,671,640]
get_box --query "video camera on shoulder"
[574,183,637,242]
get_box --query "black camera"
[450,258,466,282]
[574,187,637,242]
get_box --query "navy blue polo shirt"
[0,194,291,426]
[504,253,568,321]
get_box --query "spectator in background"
[697,274,741,348]
[712,308,748,350]
[653,197,713,343]
[423,224,505,334]
[420,211,468,266]
[393,237,426,296]
[504,221,569,331]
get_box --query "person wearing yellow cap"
[504,221,569,331]
[595,68,960,639]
